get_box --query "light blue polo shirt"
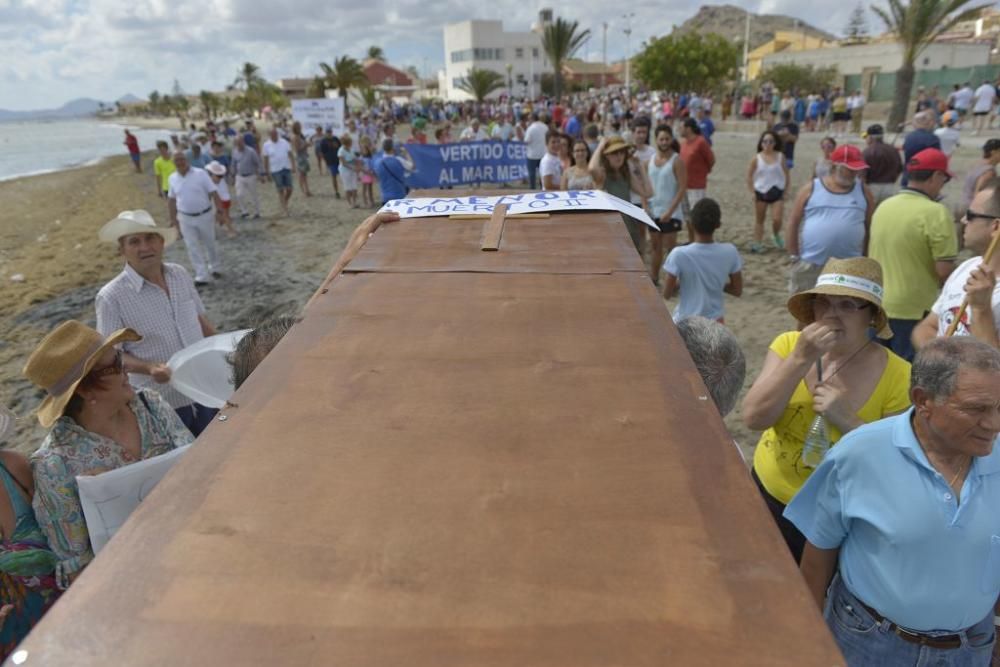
[785,408,1000,632]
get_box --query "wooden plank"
[480,203,507,251]
[14,209,845,666]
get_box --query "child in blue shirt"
[663,198,743,322]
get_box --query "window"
[515,47,524,58]
[533,73,540,83]
[532,48,539,58]
[451,49,472,63]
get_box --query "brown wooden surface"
[12,208,845,666]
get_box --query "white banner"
[378,190,659,230]
[291,97,345,135]
[76,445,190,553]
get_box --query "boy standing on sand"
[153,141,175,199]
[662,198,743,323]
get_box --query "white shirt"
[214,177,230,202]
[931,256,1000,337]
[262,137,293,173]
[96,262,206,408]
[934,126,960,155]
[974,84,996,113]
[954,86,975,110]
[524,121,548,160]
[460,126,489,141]
[539,152,562,189]
[167,167,217,214]
[848,94,865,110]
[492,122,515,141]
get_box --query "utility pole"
[602,22,608,89]
[623,12,635,99]
[742,10,751,82]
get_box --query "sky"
[0,0,867,110]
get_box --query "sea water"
[0,118,177,181]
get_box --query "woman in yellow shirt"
[741,257,911,562]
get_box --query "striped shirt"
[95,262,206,408]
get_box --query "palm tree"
[456,68,506,102]
[542,17,590,100]
[320,56,370,98]
[199,90,220,120]
[307,76,327,98]
[873,0,990,128]
[233,61,264,91]
[367,45,385,61]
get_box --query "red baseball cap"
[830,145,869,170]
[907,148,953,177]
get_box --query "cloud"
[1,0,857,110]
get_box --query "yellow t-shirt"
[869,190,958,320]
[154,157,176,193]
[751,331,912,505]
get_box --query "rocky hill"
[672,5,836,50]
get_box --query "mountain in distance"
[117,93,144,104]
[0,97,109,122]
[671,4,837,50]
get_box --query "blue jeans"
[879,318,919,362]
[825,573,995,666]
[175,403,218,437]
[526,158,541,189]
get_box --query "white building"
[442,11,553,101]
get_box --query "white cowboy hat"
[98,209,177,246]
[205,161,227,176]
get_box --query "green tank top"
[604,171,631,201]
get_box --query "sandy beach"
[0,121,990,458]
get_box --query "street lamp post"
[506,63,513,100]
[623,12,635,99]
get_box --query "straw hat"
[98,210,177,246]
[786,257,892,339]
[603,136,634,155]
[22,321,141,428]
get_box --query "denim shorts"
[272,168,292,190]
[825,573,995,666]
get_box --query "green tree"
[233,62,264,90]
[199,90,220,119]
[320,56,369,98]
[758,63,839,93]
[634,32,741,94]
[845,3,870,42]
[542,17,590,100]
[873,0,990,128]
[148,90,161,114]
[307,76,327,98]
[367,45,385,61]
[456,67,506,102]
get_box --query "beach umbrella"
[167,330,251,409]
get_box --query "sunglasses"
[963,209,997,224]
[812,296,871,314]
[89,350,125,379]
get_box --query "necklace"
[948,458,971,490]
[817,338,872,385]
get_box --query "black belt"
[237,173,256,178]
[857,600,963,649]
[179,206,212,216]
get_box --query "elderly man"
[230,133,262,219]
[167,151,223,286]
[674,316,746,418]
[862,124,903,207]
[914,178,1000,349]
[870,148,958,361]
[902,111,941,187]
[785,337,1000,665]
[95,210,218,435]
[262,128,295,217]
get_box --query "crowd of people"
[3,79,1000,663]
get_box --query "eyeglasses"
[813,296,871,314]
[761,139,775,145]
[962,209,997,225]
[89,350,124,378]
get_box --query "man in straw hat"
[23,321,193,587]
[95,210,219,436]
[785,336,1000,664]
[914,177,1000,349]
[869,147,958,362]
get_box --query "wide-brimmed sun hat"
[98,209,177,246]
[23,320,141,427]
[205,161,227,176]
[603,136,634,155]
[787,257,892,339]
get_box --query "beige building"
[746,31,838,80]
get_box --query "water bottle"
[801,415,831,468]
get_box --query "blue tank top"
[800,177,867,266]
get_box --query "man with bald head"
[901,111,941,187]
[167,151,224,286]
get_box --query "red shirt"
[680,136,715,189]
[124,134,140,155]
[552,104,564,127]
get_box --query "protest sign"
[379,190,659,229]
[77,445,190,553]
[291,97,345,135]
[402,140,529,189]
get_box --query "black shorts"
[974,111,989,116]
[755,186,784,203]
[832,111,849,122]
[655,217,683,233]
